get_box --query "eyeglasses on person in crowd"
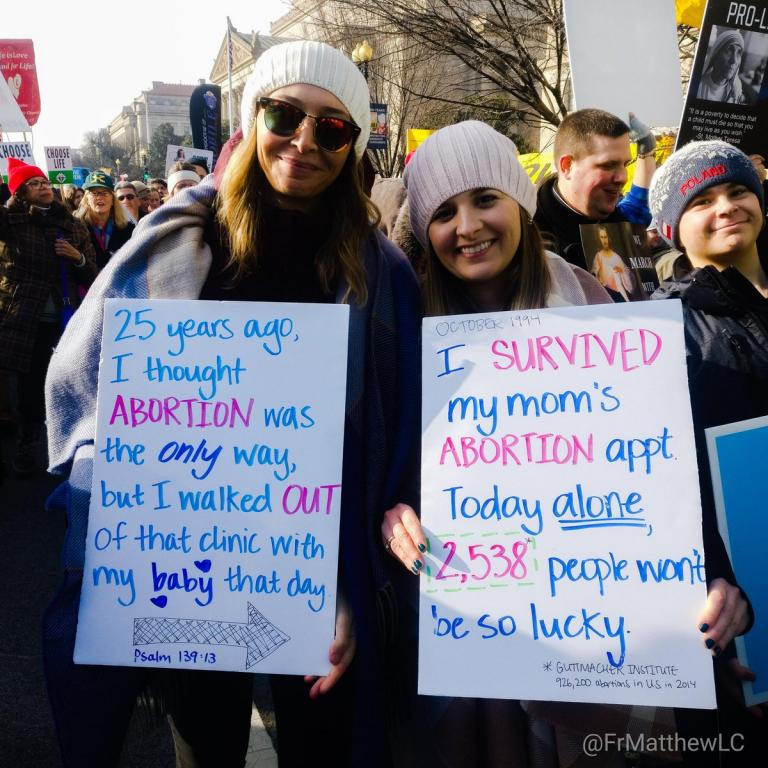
[89,190,110,198]
[257,97,360,152]
[26,179,53,189]
[117,194,136,202]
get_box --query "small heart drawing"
[194,559,212,573]
[150,595,168,608]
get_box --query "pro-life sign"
[0,141,33,182]
[44,145,73,184]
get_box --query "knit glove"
[628,113,656,156]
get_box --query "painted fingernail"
[410,565,419,575]
[413,559,423,570]
[699,623,709,633]
[714,645,722,656]
[705,638,715,649]
[418,543,427,553]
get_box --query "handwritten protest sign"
[419,301,716,707]
[74,300,349,675]
[707,416,768,706]
[677,0,768,153]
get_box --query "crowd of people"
[1,36,767,768]
[0,150,209,472]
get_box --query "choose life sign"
[419,301,716,708]
[74,300,349,675]
[44,145,73,184]
[0,141,33,182]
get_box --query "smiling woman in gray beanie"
[380,121,656,768]
[397,120,610,314]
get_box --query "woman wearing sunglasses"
[43,40,420,768]
[75,172,134,270]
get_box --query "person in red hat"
[0,158,97,475]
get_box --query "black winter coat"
[86,219,134,270]
[0,199,97,372]
[654,264,768,598]
[534,176,629,270]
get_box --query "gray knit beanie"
[240,40,371,158]
[403,121,537,249]
[649,140,764,248]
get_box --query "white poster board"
[419,301,716,708]
[75,299,349,675]
[165,144,213,175]
[563,0,682,126]
[0,140,33,181]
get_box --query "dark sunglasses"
[258,97,360,152]
[117,194,136,201]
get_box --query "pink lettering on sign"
[108,394,254,428]
[490,329,661,373]
[439,432,594,467]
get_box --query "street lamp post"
[351,40,373,81]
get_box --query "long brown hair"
[422,208,551,316]
[215,126,379,304]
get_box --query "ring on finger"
[384,535,396,553]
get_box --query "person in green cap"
[74,171,134,270]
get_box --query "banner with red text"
[0,40,40,126]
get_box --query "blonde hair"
[76,189,130,229]
[422,209,551,316]
[215,127,378,304]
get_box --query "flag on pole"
[226,17,234,137]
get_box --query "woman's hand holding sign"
[382,503,427,575]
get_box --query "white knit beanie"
[403,121,537,248]
[240,40,371,158]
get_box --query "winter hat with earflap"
[649,140,764,249]
[403,121,537,249]
[239,40,371,158]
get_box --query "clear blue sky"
[3,0,289,168]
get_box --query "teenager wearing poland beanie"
[650,140,763,760]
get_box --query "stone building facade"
[108,81,198,165]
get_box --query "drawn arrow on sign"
[133,603,291,668]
